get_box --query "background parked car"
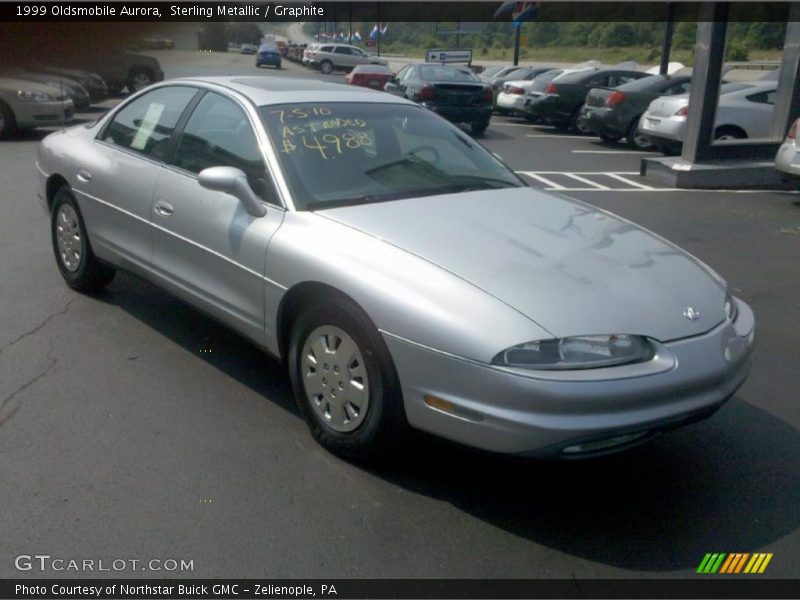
[640,81,778,154]
[775,118,800,186]
[3,68,91,110]
[240,44,258,55]
[46,51,164,95]
[308,43,388,74]
[0,75,73,138]
[29,65,107,103]
[487,66,554,107]
[385,63,493,135]
[533,67,649,132]
[256,44,282,69]
[345,64,395,89]
[580,73,692,149]
[477,64,513,82]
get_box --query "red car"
[345,64,394,90]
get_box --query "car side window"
[101,86,197,160]
[615,74,640,86]
[172,92,279,204]
[401,66,415,81]
[747,90,776,105]
[320,46,333,52]
[334,46,351,54]
[589,75,612,88]
[671,81,691,95]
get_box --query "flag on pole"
[353,31,362,42]
[494,1,540,22]
[380,23,389,35]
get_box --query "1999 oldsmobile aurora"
[35,77,755,459]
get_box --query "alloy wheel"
[301,325,370,433]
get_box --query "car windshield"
[418,65,480,82]
[260,102,523,211]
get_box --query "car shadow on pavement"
[94,271,298,416]
[95,273,799,574]
[363,398,800,572]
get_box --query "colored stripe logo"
[697,553,773,574]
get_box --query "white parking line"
[605,173,656,190]
[519,172,567,190]
[563,173,611,190]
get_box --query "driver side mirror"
[198,166,267,218]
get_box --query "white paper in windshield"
[130,103,164,151]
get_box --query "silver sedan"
[35,77,755,459]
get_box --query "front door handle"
[154,200,174,217]
[76,169,92,183]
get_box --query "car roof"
[174,76,411,106]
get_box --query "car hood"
[318,188,726,342]
[0,75,65,95]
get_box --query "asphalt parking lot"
[2,57,800,579]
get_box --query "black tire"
[626,119,654,150]
[288,296,407,460]
[0,100,18,140]
[714,125,747,141]
[570,108,590,134]
[127,68,154,93]
[51,186,115,292]
[599,133,622,144]
[320,60,333,75]
[471,120,490,136]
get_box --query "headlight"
[17,90,54,102]
[492,334,653,370]
[724,293,738,321]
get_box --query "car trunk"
[585,87,613,108]
[647,96,687,118]
[430,83,486,106]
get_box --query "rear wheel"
[51,187,115,292]
[599,133,622,144]
[714,126,747,141]
[0,101,18,139]
[471,120,490,136]
[127,68,154,93]
[571,108,591,134]
[288,296,407,460]
[320,60,333,75]
[627,119,654,150]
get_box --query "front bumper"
[13,99,74,129]
[384,298,755,457]
[423,103,492,124]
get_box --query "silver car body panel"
[641,81,778,142]
[36,76,755,455]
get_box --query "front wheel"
[51,187,115,292]
[320,60,333,75]
[288,297,407,460]
[571,108,591,134]
[0,101,18,139]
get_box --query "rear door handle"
[76,169,92,183]
[154,200,174,217]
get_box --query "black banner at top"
[0,1,795,22]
